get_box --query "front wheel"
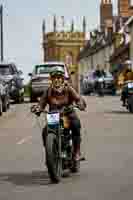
[2,96,8,112]
[46,134,62,183]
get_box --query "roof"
[110,43,129,62]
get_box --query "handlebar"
[30,104,82,116]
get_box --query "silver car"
[0,76,10,115]
[29,61,70,102]
[82,71,95,95]
[82,70,116,95]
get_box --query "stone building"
[100,0,113,32]
[78,0,114,76]
[42,16,86,91]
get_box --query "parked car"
[103,71,116,95]
[0,62,24,103]
[82,70,116,95]
[82,71,95,95]
[0,75,10,116]
[28,61,70,102]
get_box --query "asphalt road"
[0,96,133,200]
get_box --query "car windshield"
[105,71,112,77]
[34,64,65,74]
[0,65,11,75]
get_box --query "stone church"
[42,16,86,91]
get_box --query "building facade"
[118,0,133,17]
[42,17,86,91]
[79,38,114,76]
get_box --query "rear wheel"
[2,96,8,112]
[98,83,104,96]
[0,97,3,116]
[46,134,62,183]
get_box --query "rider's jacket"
[39,85,86,112]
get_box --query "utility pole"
[0,4,4,62]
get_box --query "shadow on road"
[0,170,51,186]
[104,110,131,115]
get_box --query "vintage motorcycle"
[31,105,81,183]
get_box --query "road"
[0,96,133,200]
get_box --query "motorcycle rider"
[32,66,86,170]
[93,64,106,94]
[121,61,133,106]
[93,64,106,78]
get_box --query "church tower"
[100,0,113,31]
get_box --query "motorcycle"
[126,82,133,113]
[31,105,81,183]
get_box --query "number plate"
[47,113,60,125]
[128,83,133,88]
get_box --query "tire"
[30,93,37,103]
[15,97,21,104]
[128,96,133,113]
[0,97,3,116]
[16,95,24,104]
[2,96,8,112]
[20,94,24,103]
[70,160,80,173]
[46,134,62,183]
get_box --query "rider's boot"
[71,143,80,173]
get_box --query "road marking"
[17,136,32,145]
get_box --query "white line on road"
[17,136,32,145]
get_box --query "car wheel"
[7,102,10,109]
[0,97,3,116]
[30,93,37,103]
[2,96,8,112]
[19,94,24,103]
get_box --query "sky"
[1,0,117,83]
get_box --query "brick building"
[42,16,86,91]
[118,0,133,17]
